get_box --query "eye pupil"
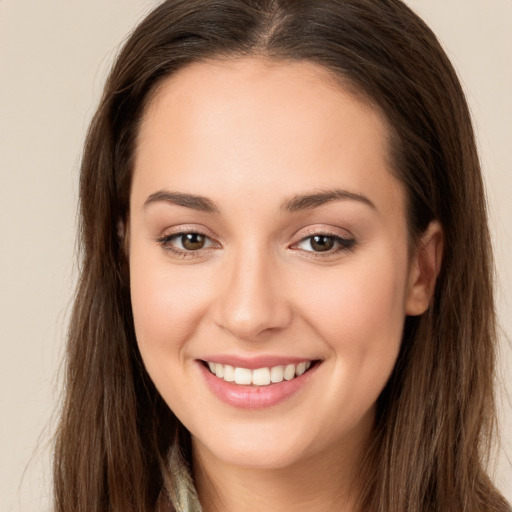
[182,233,205,250]
[311,235,334,252]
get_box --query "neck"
[192,426,371,512]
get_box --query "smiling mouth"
[202,360,318,386]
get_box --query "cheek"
[129,245,213,369]
[299,259,406,340]
[293,247,409,398]
[129,254,220,414]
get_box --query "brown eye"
[310,235,335,252]
[295,233,355,255]
[181,233,206,250]
[157,231,218,257]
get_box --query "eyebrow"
[281,188,376,213]
[143,191,220,213]
[143,187,375,215]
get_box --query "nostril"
[211,264,293,339]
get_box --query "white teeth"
[252,367,271,386]
[284,364,296,381]
[206,361,313,386]
[234,367,252,385]
[223,364,235,382]
[296,362,306,376]
[215,364,224,378]
[270,365,284,383]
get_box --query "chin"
[189,416,336,471]
[200,439,308,470]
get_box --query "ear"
[405,220,444,316]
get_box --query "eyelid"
[289,225,356,257]
[157,224,219,240]
[291,225,354,244]
[155,224,355,259]
[156,224,221,258]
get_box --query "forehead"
[132,57,404,220]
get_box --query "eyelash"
[156,230,356,259]
[156,232,218,259]
[292,233,356,258]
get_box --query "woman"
[53,0,511,511]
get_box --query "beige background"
[0,1,510,510]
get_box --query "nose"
[213,247,293,340]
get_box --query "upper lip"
[198,355,318,370]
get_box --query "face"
[128,57,430,471]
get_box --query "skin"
[128,57,442,512]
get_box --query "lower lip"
[197,362,319,409]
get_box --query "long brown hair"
[53,1,511,511]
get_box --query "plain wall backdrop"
[0,1,510,510]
